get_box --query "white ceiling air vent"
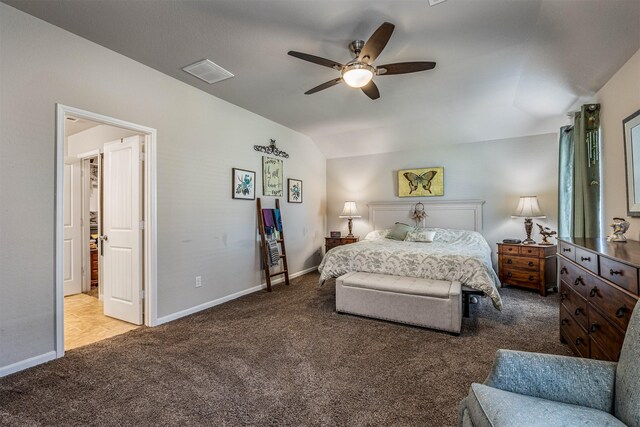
[428,0,448,5]
[182,59,234,84]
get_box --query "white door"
[103,136,143,324]
[63,157,82,296]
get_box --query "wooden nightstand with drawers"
[325,236,359,253]
[497,242,557,296]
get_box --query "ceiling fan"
[288,22,436,100]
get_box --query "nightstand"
[497,243,557,296]
[325,236,359,252]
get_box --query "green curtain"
[558,104,601,238]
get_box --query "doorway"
[56,105,157,356]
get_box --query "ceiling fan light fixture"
[342,63,375,88]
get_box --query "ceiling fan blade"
[361,80,380,100]
[305,78,343,95]
[288,51,343,70]
[358,22,395,64]
[376,61,437,75]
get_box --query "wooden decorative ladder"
[257,197,290,291]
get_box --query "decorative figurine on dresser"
[497,242,557,296]
[607,217,630,242]
[558,237,640,361]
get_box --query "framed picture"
[398,167,444,197]
[232,168,256,200]
[287,178,303,203]
[330,231,341,238]
[262,156,283,197]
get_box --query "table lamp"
[339,201,361,238]
[511,196,545,245]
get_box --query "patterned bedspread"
[318,228,502,310]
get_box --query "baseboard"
[0,351,56,378]
[155,265,318,326]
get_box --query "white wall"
[67,124,139,157]
[0,4,326,372]
[596,49,640,239]
[326,134,559,266]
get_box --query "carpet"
[0,272,570,426]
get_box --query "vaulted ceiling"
[4,0,639,158]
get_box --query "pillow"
[405,229,437,243]
[385,223,415,241]
[364,229,390,240]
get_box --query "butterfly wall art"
[232,168,256,200]
[398,167,444,197]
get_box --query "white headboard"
[368,200,485,233]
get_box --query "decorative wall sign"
[232,168,256,200]
[254,139,289,158]
[398,167,444,197]
[262,157,283,196]
[287,178,303,203]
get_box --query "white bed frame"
[368,200,484,233]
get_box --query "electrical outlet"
[195,276,202,288]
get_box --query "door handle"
[99,235,108,242]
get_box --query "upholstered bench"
[336,272,462,334]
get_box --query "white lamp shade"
[511,196,546,218]
[339,201,361,218]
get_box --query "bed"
[318,200,502,310]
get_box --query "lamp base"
[521,238,537,245]
[522,218,536,245]
[346,218,354,238]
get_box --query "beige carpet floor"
[0,272,570,426]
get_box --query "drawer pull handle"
[560,292,568,301]
[616,305,628,318]
[563,248,571,252]
[590,287,598,298]
[575,307,584,316]
[590,323,600,333]
[575,337,584,346]
[574,277,584,286]
[507,259,513,264]
[528,275,535,281]
[581,256,591,262]
[560,267,568,274]
[561,318,569,325]
[528,261,534,267]
[610,269,623,276]
[507,272,512,278]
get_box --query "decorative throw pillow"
[386,223,415,241]
[405,229,437,242]
[364,229,390,240]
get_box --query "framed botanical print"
[232,168,256,200]
[262,156,283,197]
[287,178,302,203]
[398,167,444,197]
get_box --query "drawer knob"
[590,322,600,333]
[528,275,535,281]
[616,305,628,318]
[563,248,571,252]
[590,286,598,298]
[610,269,623,276]
[574,276,585,286]
[507,259,513,264]
[507,272,512,278]
[560,292,568,301]
[561,318,569,325]
[575,337,584,346]
[581,256,591,262]
[528,261,534,267]
[560,267,568,275]
[575,307,584,316]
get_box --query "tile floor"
[64,293,140,350]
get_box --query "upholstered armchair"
[459,303,640,427]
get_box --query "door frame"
[55,104,158,358]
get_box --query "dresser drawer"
[559,258,589,299]
[326,238,343,246]
[502,256,540,271]
[504,269,539,284]
[590,339,615,361]
[599,257,639,295]
[499,244,519,255]
[519,246,541,257]
[560,284,588,330]
[575,248,598,274]
[587,278,637,331]
[588,306,625,361]
[559,241,576,261]
[560,305,589,358]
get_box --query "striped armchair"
[459,303,640,427]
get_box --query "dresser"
[497,243,557,296]
[558,237,640,361]
[325,236,359,252]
